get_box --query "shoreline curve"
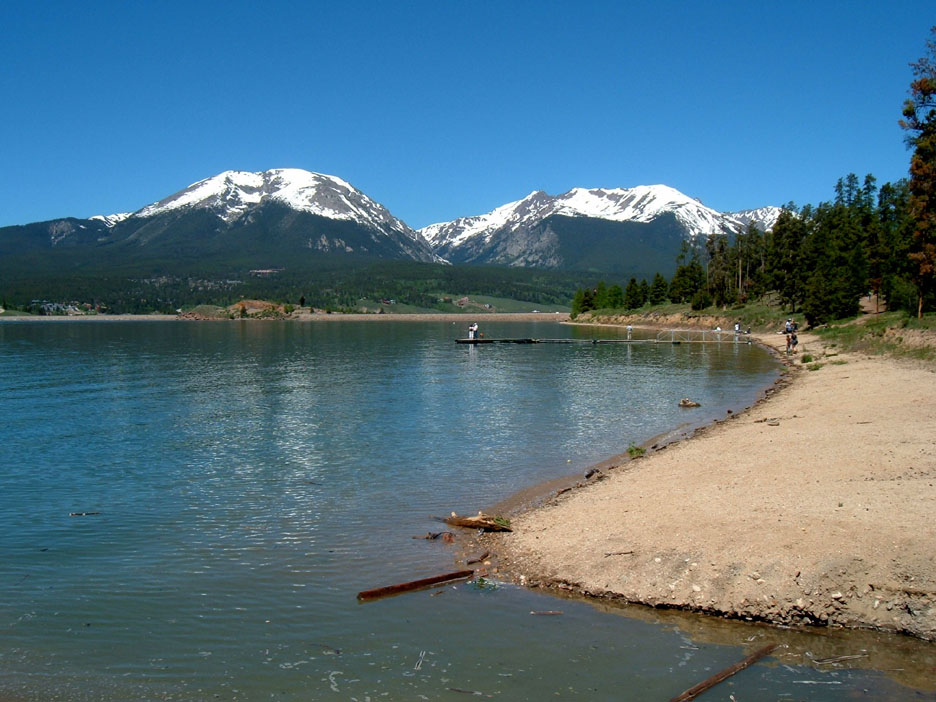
[485,324,936,642]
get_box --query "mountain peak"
[420,183,741,265]
[135,168,388,226]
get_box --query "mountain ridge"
[1,169,781,281]
[419,185,781,271]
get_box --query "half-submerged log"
[357,570,475,601]
[444,512,512,532]
[670,643,778,702]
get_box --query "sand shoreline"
[487,324,936,642]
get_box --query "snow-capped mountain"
[122,168,439,263]
[420,185,761,271]
[1,172,781,281]
[128,168,437,260]
[0,168,441,273]
[728,206,783,233]
[137,169,407,233]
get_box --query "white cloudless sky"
[0,1,931,229]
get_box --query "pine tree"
[623,278,641,309]
[877,180,914,309]
[649,272,669,305]
[767,207,809,312]
[705,233,734,306]
[571,288,586,317]
[669,246,705,303]
[593,281,609,310]
[801,201,867,325]
[900,26,936,317]
[607,284,624,309]
[736,222,767,301]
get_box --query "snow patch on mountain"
[728,206,783,232]
[134,169,415,239]
[421,190,555,248]
[420,185,738,254]
[89,212,132,227]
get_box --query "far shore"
[485,321,936,645]
[0,311,570,323]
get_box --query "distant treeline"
[572,172,928,326]
[574,27,936,326]
[1,261,583,315]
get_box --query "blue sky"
[1,1,931,229]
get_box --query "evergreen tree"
[623,278,642,309]
[900,26,936,317]
[767,207,809,312]
[607,284,624,308]
[801,201,868,325]
[649,272,669,305]
[593,281,609,309]
[571,288,586,317]
[638,279,650,307]
[877,180,914,309]
[669,244,705,303]
[704,232,734,306]
[582,287,596,312]
[736,222,768,301]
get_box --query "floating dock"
[456,338,647,344]
[456,330,753,345]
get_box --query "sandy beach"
[493,327,936,641]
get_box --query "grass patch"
[801,353,814,363]
[807,362,825,371]
[586,298,804,333]
[492,516,511,529]
[815,311,936,363]
[467,295,569,313]
[627,442,646,459]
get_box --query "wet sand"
[491,329,936,642]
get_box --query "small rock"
[831,592,843,599]
[692,584,701,592]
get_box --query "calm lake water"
[1,319,933,701]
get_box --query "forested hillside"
[571,28,936,326]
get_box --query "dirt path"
[493,330,936,640]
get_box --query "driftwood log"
[669,643,778,702]
[443,512,512,532]
[357,570,475,601]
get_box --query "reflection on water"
[0,320,931,701]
